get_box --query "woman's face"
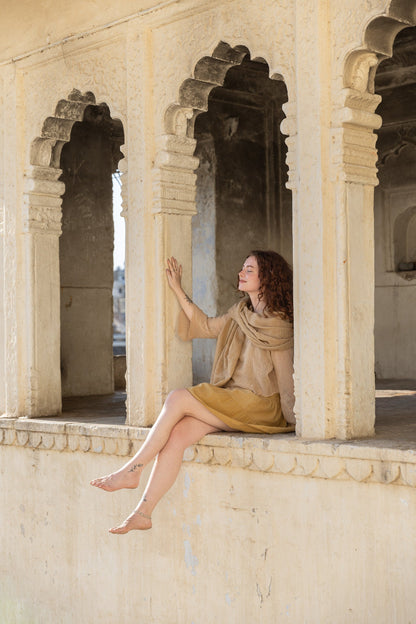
[238,255,261,295]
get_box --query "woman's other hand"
[166,257,183,292]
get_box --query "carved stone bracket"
[2,418,416,488]
[339,2,416,186]
[23,166,65,235]
[152,134,198,216]
[331,88,382,186]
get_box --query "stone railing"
[1,417,416,488]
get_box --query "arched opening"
[25,90,127,420]
[335,2,416,439]
[191,51,291,382]
[151,42,295,425]
[374,25,416,387]
[58,102,124,399]
[394,205,416,271]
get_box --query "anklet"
[136,510,152,520]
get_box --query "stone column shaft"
[292,0,379,439]
[151,133,198,416]
[22,165,64,416]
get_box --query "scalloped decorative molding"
[25,89,125,235]
[20,91,126,418]
[336,0,416,186]
[153,41,296,215]
[2,418,416,488]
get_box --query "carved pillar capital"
[23,166,65,235]
[331,88,382,186]
[152,134,198,216]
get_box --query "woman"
[91,250,295,534]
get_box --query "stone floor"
[43,381,416,448]
[372,379,416,447]
[60,391,127,425]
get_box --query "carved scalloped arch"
[164,41,289,139]
[30,89,124,168]
[344,0,416,96]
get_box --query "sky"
[113,175,125,270]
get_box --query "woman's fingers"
[166,257,182,287]
[167,257,182,274]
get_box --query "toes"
[108,515,152,534]
[109,526,127,534]
[90,476,112,489]
[90,477,105,486]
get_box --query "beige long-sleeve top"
[177,302,295,423]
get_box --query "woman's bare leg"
[90,389,233,492]
[109,416,218,534]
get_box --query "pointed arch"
[344,1,416,96]
[327,0,416,438]
[23,89,125,417]
[154,41,294,216]
[150,41,296,419]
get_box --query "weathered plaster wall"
[1,425,416,623]
[0,0,173,63]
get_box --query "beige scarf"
[210,300,293,387]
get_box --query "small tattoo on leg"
[128,463,143,473]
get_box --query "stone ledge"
[1,417,416,487]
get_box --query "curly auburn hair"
[243,250,293,323]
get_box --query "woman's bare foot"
[109,510,152,534]
[90,462,143,492]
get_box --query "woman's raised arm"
[166,257,194,321]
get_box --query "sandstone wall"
[1,422,416,623]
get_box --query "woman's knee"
[161,418,193,452]
[164,388,189,411]
[166,416,217,452]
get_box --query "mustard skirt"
[187,382,295,434]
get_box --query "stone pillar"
[0,203,4,415]
[290,0,380,439]
[22,166,64,416]
[151,131,198,415]
[328,87,381,439]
